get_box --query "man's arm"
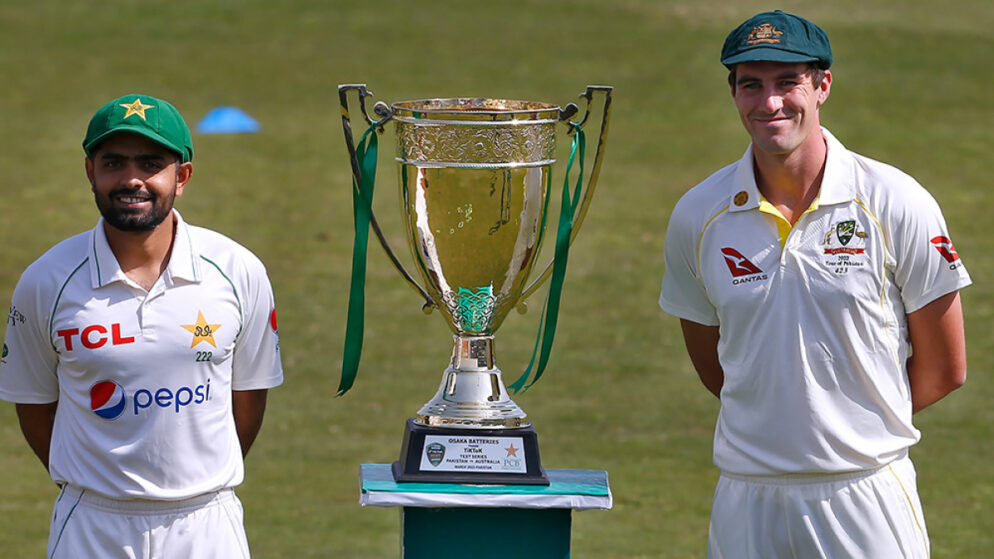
[906,291,967,413]
[232,389,269,458]
[15,402,58,471]
[679,319,724,399]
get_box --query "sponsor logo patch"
[90,380,127,420]
[720,248,768,285]
[90,378,212,420]
[720,248,763,277]
[57,323,135,351]
[8,306,26,327]
[930,236,960,263]
[269,308,281,354]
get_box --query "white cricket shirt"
[660,129,971,475]
[1,211,283,499]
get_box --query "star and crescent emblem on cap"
[181,311,222,348]
[119,98,155,120]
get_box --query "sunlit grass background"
[1,1,991,556]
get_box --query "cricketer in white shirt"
[660,128,971,475]
[1,210,284,499]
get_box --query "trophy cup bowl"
[339,85,612,484]
[394,97,561,430]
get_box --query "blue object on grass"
[196,106,260,134]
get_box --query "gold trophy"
[338,84,612,484]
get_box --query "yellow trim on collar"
[758,195,821,249]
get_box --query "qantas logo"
[720,248,768,285]
[720,248,763,277]
[930,236,960,263]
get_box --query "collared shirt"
[660,129,971,475]
[1,211,283,499]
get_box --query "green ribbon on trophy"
[339,121,378,396]
[336,85,612,440]
[339,121,587,396]
[509,123,585,393]
[337,85,611,486]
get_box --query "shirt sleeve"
[887,178,972,313]
[0,267,60,403]
[230,253,284,391]
[659,199,720,326]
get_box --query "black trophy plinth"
[392,418,549,486]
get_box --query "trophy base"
[393,418,549,486]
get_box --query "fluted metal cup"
[339,85,611,432]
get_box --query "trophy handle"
[518,85,613,304]
[338,84,436,311]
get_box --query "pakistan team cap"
[721,10,833,70]
[83,94,194,163]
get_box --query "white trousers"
[48,485,251,559]
[708,456,930,559]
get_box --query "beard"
[94,187,176,232]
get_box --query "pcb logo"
[836,221,856,246]
[425,442,446,467]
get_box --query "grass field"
[1,0,992,557]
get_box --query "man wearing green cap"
[0,94,283,557]
[659,11,970,558]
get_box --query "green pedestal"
[403,507,571,559]
[360,464,612,559]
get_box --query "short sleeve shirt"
[0,211,283,499]
[659,129,971,475]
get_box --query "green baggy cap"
[721,10,833,70]
[83,94,194,163]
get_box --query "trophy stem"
[415,335,529,429]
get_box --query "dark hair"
[727,63,827,89]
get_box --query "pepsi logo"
[90,380,126,420]
[88,379,213,419]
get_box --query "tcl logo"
[57,324,135,351]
